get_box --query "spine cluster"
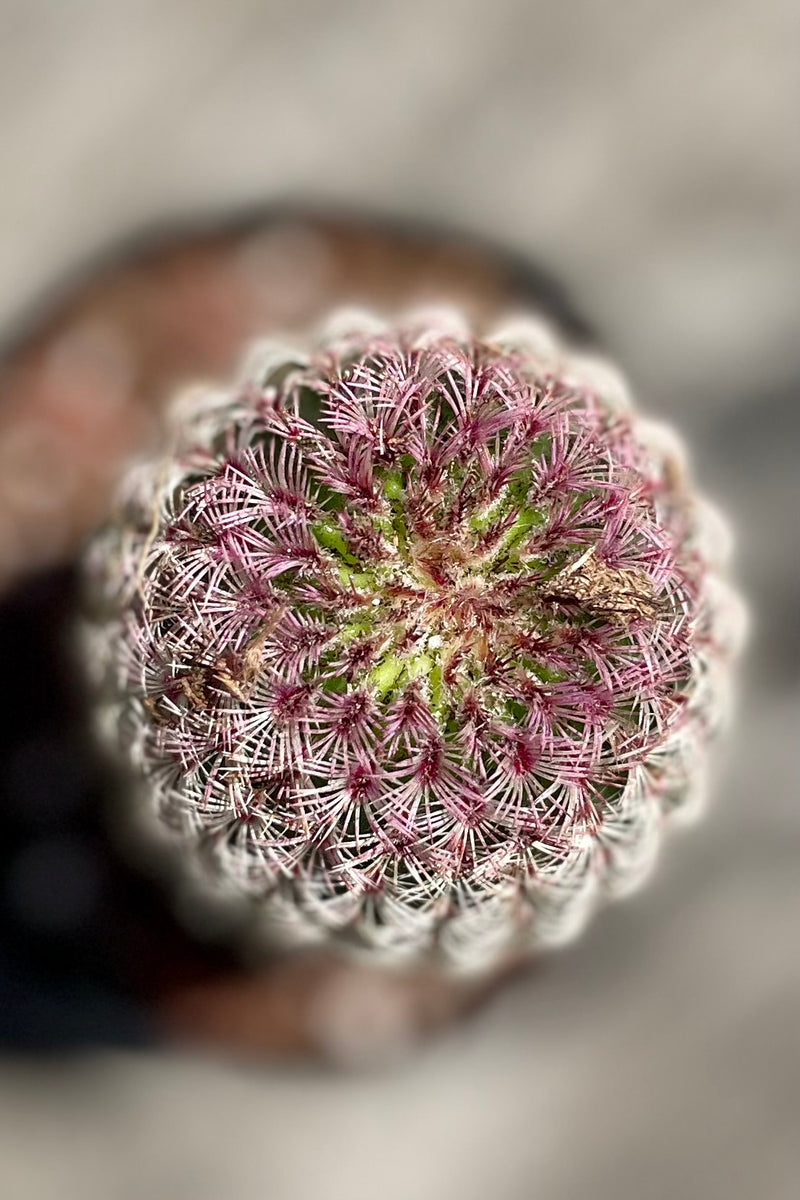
[84,309,745,971]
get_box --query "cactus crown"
[86,311,740,969]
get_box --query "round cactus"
[83,309,745,972]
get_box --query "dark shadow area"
[0,566,245,1051]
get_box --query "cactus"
[83,308,745,972]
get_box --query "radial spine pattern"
[84,309,745,971]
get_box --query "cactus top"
[85,310,743,970]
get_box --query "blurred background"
[0,1,797,1198]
